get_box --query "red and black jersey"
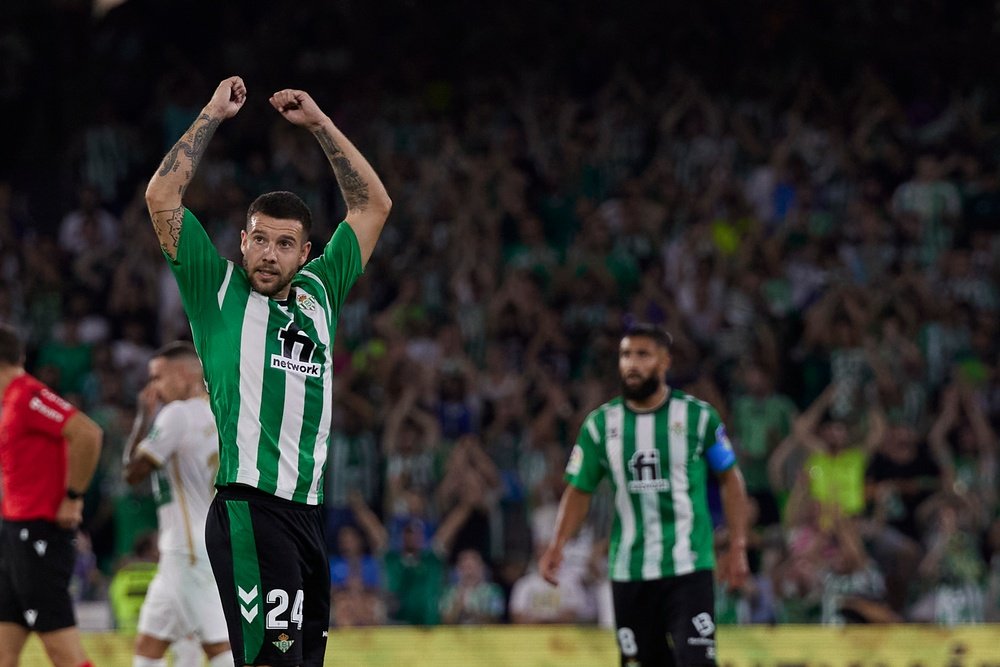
[0,374,78,521]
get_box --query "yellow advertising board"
[18,625,1000,666]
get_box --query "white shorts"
[136,551,229,644]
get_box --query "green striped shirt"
[167,209,362,505]
[565,389,733,581]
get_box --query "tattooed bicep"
[150,206,184,259]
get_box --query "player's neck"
[625,384,670,412]
[0,365,24,395]
[181,382,209,402]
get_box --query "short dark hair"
[623,323,673,350]
[152,340,199,362]
[0,324,24,366]
[247,191,312,238]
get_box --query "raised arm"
[145,76,247,259]
[269,89,391,266]
[928,384,960,486]
[792,383,837,454]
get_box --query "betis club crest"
[273,632,295,653]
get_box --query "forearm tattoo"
[151,206,184,256]
[314,128,369,210]
[157,114,221,179]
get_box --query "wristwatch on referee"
[65,488,84,501]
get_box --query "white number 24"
[265,589,304,630]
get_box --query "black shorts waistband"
[1,518,63,530]
[215,484,320,511]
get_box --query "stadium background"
[3,0,1000,664]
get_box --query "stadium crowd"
[1,0,1000,629]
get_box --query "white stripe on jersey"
[235,293,268,488]
[636,413,664,580]
[606,405,635,581]
[669,398,695,574]
[299,295,333,504]
[299,270,331,324]
[217,261,234,310]
[275,348,306,501]
[586,418,600,443]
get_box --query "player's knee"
[133,634,170,659]
[206,648,234,667]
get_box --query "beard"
[243,258,292,297]
[620,373,661,401]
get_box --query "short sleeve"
[565,410,606,493]
[704,409,737,474]
[136,403,185,467]
[165,209,229,315]
[297,221,363,317]
[21,387,77,437]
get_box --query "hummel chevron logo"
[238,585,258,605]
[238,585,259,623]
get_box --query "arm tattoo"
[314,128,369,210]
[157,114,221,179]
[151,206,184,257]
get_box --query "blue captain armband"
[706,424,737,473]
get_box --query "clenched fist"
[205,76,247,120]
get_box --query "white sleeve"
[136,403,185,466]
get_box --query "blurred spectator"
[331,575,386,628]
[770,382,884,528]
[329,522,381,593]
[35,314,93,396]
[819,518,898,626]
[928,380,998,527]
[440,549,506,625]
[911,494,987,624]
[324,395,379,553]
[57,185,120,259]
[436,434,501,561]
[351,492,472,626]
[731,361,798,525]
[382,384,442,518]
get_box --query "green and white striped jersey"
[166,209,362,505]
[565,389,736,581]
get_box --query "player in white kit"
[124,342,232,667]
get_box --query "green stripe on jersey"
[227,500,263,663]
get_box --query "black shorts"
[206,486,330,667]
[612,570,717,667]
[0,520,77,633]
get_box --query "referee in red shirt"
[0,324,102,667]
